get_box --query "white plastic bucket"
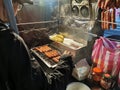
[66,82,90,90]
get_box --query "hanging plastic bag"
[91,37,120,87]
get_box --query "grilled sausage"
[101,11,105,29]
[106,8,111,30]
[111,8,116,29]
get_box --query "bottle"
[92,67,102,82]
[87,62,98,86]
[100,73,112,89]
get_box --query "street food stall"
[17,0,97,64]
[3,0,120,90]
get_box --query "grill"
[31,44,61,68]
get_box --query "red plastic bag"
[91,37,120,86]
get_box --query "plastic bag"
[72,58,90,81]
[91,37,120,86]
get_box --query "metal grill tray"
[31,45,61,68]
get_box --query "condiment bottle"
[92,67,102,82]
[100,73,112,90]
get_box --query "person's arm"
[48,50,73,90]
[8,32,32,90]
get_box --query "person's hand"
[60,50,72,60]
[62,50,72,56]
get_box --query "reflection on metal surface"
[17,0,59,23]
[80,5,89,18]
[71,0,91,20]
[60,4,71,17]
[75,0,83,3]
[17,20,58,25]
[72,6,79,16]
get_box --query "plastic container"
[66,82,90,90]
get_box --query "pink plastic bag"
[91,37,120,86]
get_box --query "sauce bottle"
[92,67,102,82]
[100,73,112,89]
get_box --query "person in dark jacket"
[0,0,33,90]
[0,0,73,90]
[0,21,32,90]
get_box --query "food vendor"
[0,0,73,90]
[0,0,33,90]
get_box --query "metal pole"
[3,0,19,34]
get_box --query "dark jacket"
[0,21,32,90]
[0,20,74,90]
